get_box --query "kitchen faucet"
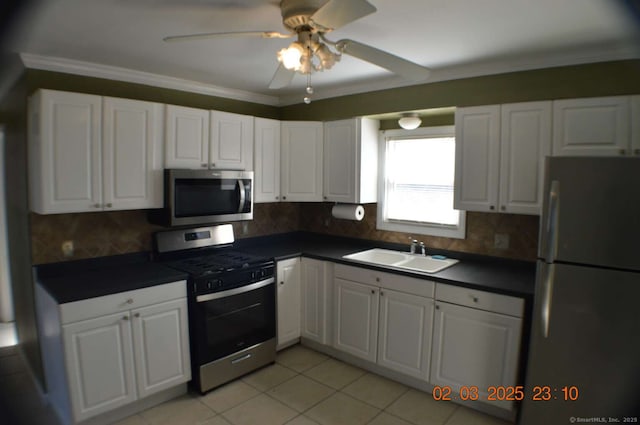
[409,238,426,255]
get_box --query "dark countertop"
[236,232,536,299]
[34,232,535,305]
[34,253,189,304]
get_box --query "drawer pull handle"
[122,316,129,321]
[472,296,479,303]
[134,313,140,318]
[375,277,380,282]
[231,353,252,364]
[371,289,375,294]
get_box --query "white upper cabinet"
[210,110,254,170]
[165,104,210,169]
[29,89,163,214]
[455,102,551,215]
[281,121,323,202]
[454,105,501,212]
[254,117,281,203]
[102,97,163,211]
[499,102,551,214]
[323,118,379,203]
[552,96,630,156]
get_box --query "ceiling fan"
[163,0,431,101]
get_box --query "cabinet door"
[277,258,301,350]
[454,105,500,212]
[632,95,640,156]
[165,104,210,169]
[323,119,356,203]
[131,298,191,399]
[210,110,254,170]
[281,121,323,202]
[552,96,630,156]
[63,312,136,422]
[29,89,102,214]
[102,97,163,210]
[300,258,328,345]
[254,117,281,203]
[378,289,433,379]
[333,278,378,362]
[430,301,522,410]
[499,102,551,215]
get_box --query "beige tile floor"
[0,342,513,425]
[117,345,513,425]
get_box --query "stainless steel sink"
[342,248,459,273]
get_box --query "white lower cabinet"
[333,278,379,363]
[333,264,435,379]
[430,284,524,410]
[378,289,433,379]
[63,311,136,421]
[300,258,332,345]
[36,280,190,425]
[277,257,301,350]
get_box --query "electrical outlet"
[242,222,249,235]
[61,240,74,257]
[494,233,510,250]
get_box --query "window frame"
[376,125,466,239]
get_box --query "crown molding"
[19,53,281,106]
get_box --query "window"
[377,126,466,238]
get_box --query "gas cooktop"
[166,250,271,277]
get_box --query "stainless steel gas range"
[155,224,276,393]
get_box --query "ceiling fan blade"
[337,39,431,82]
[163,31,292,42]
[310,0,376,31]
[268,63,295,89]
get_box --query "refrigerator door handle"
[545,180,560,262]
[541,263,555,338]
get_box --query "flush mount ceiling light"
[163,0,431,104]
[398,113,422,130]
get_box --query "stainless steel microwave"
[148,169,253,227]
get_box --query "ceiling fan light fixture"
[277,42,305,70]
[398,113,422,130]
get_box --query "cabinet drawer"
[60,280,187,324]
[435,284,523,317]
[335,264,434,298]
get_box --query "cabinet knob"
[323,196,327,200]
[122,316,129,321]
[275,196,279,200]
[201,163,207,168]
[105,203,112,208]
[212,162,216,167]
[620,149,626,155]
[634,149,640,156]
[280,281,284,285]
[489,205,495,211]
[126,298,133,304]
[472,296,479,303]
[380,291,384,296]
[134,313,140,318]
[94,203,101,208]
[371,289,375,294]
[375,277,380,282]
[282,196,286,200]
[435,304,440,310]
[500,206,506,211]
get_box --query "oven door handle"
[196,277,274,303]
[237,179,246,213]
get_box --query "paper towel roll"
[332,204,365,221]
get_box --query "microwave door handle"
[237,179,246,213]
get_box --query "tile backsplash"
[30,203,300,264]
[30,202,537,264]
[299,203,539,261]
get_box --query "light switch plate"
[494,233,510,250]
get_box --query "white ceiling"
[7,0,640,105]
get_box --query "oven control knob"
[251,271,257,280]
[215,280,223,288]
[206,280,214,289]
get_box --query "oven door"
[192,278,275,366]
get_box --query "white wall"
[0,126,15,322]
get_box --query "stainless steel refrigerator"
[519,157,640,424]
